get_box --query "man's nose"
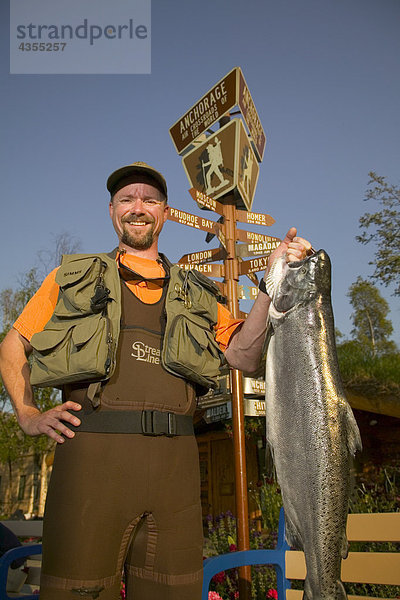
[129,198,145,213]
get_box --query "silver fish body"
[264,250,361,600]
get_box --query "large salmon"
[264,249,362,600]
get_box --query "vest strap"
[68,410,194,436]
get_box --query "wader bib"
[39,278,204,600]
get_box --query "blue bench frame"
[0,509,290,600]
[202,508,291,600]
[0,544,42,600]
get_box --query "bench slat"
[1,521,43,538]
[347,513,400,542]
[287,591,393,600]
[286,551,400,585]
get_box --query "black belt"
[68,410,194,436]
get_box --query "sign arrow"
[236,210,275,227]
[236,229,281,245]
[189,188,224,215]
[178,247,226,265]
[238,256,270,276]
[238,285,259,300]
[176,262,225,278]
[236,239,280,258]
[168,206,219,234]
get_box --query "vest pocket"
[162,313,223,389]
[30,314,112,388]
[54,257,107,317]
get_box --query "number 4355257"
[18,42,67,51]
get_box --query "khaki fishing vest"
[30,252,225,393]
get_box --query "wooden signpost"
[169,68,275,599]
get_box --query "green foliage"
[204,510,278,600]
[337,340,400,392]
[0,269,40,332]
[348,276,397,357]
[0,411,32,466]
[249,476,282,533]
[0,268,57,479]
[357,171,400,296]
[346,464,400,598]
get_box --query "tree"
[0,232,81,515]
[357,171,400,295]
[36,230,81,278]
[348,277,397,357]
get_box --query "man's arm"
[0,328,81,443]
[224,227,311,372]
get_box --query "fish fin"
[344,403,362,455]
[264,444,276,480]
[336,580,348,599]
[284,512,304,550]
[341,534,349,559]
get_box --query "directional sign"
[189,188,224,215]
[178,247,226,265]
[238,285,259,300]
[216,226,227,250]
[204,402,232,424]
[236,229,281,245]
[236,118,260,210]
[238,69,266,161]
[169,68,237,155]
[243,377,265,396]
[236,239,280,258]
[244,398,266,417]
[246,272,259,287]
[169,67,266,162]
[236,210,275,227]
[238,255,270,275]
[176,262,225,278]
[182,119,259,211]
[168,206,219,234]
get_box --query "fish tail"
[345,403,362,455]
[336,580,348,599]
[341,533,349,559]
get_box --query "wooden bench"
[202,510,400,600]
[0,520,43,600]
[2,513,399,599]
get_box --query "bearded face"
[120,214,156,250]
[109,182,169,256]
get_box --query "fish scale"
[265,250,362,600]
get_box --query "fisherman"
[0,162,311,600]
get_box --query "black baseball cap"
[106,161,168,199]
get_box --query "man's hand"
[267,226,312,272]
[0,328,82,444]
[19,402,82,444]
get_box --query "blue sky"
[1,0,399,344]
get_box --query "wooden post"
[222,195,252,599]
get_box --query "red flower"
[212,571,226,584]
[267,589,278,599]
[229,543,237,552]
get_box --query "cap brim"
[107,164,168,199]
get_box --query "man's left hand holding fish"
[224,227,312,372]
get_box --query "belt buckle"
[141,410,161,436]
[167,413,177,437]
[141,410,177,436]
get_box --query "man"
[0,162,311,600]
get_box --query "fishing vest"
[30,252,226,395]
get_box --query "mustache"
[122,216,154,224]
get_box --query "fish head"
[265,249,331,313]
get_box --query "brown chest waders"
[39,281,203,600]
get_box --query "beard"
[120,221,155,250]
